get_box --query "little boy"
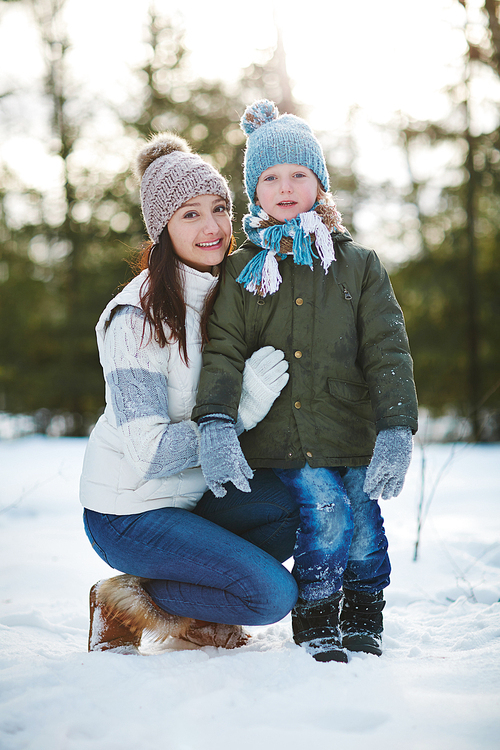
[192,100,418,662]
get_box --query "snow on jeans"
[273,464,391,602]
[83,469,299,626]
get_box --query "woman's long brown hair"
[132,226,234,364]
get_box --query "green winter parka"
[192,231,418,469]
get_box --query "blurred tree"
[389,0,500,440]
[0,0,139,434]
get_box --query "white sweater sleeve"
[102,306,200,479]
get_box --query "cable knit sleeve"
[102,306,201,479]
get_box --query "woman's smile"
[196,238,224,248]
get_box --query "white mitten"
[237,346,289,432]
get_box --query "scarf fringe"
[260,252,282,296]
[300,211,335,273]
[235,249,268,293]
[292,224,316,268]
[261,224,287,254]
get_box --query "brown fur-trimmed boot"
[181,619,250,649]
[88,575,249,653]
[88,575,193,654]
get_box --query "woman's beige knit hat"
[135,132,232,243]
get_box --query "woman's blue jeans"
[83,469,299,626]
[273,464,391,602]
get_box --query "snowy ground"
[0,437,499,750]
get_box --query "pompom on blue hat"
[240,99,330,203]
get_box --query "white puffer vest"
[79,265,218,515]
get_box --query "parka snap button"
[295,297,304,306]
[294,351,302,359]
[306,451,313,458]
[287,452,293,458]
[294,401,301,409]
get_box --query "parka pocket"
[327,378,370,404]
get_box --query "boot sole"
[343,636,382,656]
[313,649,349,663]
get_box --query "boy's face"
[255,164,319,222]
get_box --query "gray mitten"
[199,416,253,498]
[363,426,413,500]
[237,346,289,432]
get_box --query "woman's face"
[167,194,231,273]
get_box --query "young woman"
[80,133,298,654]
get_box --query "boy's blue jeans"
[273,464,390,602]
[83,469,299,626]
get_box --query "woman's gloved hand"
[198,416,253,498]
[363,426,413,500]
[237,346,289,432]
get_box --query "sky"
[0,0,474,130]
[65,0,466,123]
[0,0,471,187]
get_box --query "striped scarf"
[236,201,345,297]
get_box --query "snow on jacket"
[192,232,418,469]
[80,264,218,515]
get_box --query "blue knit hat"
[240,99,330,202]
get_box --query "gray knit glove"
[199,416,253,498]
[237,346,289,432]
[363,426,413,500]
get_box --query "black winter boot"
[292,592,348,663]
[340,589,385,656]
